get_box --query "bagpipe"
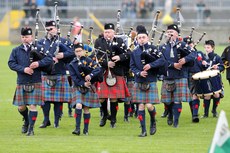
[29,9,54,74]
[141,10,161,65]
[176,8,207,67]
[74,56,103,93]
[139,11,167,76]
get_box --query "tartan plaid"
[13,83,43,106]
[188,73,197,95]
[161,78,192,103]
[131,82,160,104]
[98,76,130,99]
[124,80,135,102]
[42,75,72,102]
[71,85,101,108]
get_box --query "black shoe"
[201,114,208,118]
[124,116,129,122]
[54,123,59,128]
[213,113,218,118]
[138,131,147,137]
[72,129,80,135]
[99,117,107,127]
[134,113,138,118]
[129,111,134,117]
[68,112,73,117]
[110,121,116,128]
[83,129,88,135]
[150,122,156,135]
[192,116,200,123]
[39,120,51,128]
[212,111,218,118]
[161,110,168,118]
[26,130,34,136]
[167,118,173,126]
[173,119,179,128]
[21,123,29,134]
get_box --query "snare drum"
[192,70,223,97]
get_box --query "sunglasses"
[46,28,53,31]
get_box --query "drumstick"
[207,63,220,70]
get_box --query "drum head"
[192,70,220,80]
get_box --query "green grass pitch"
[0,45,229,153]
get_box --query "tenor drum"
[192,70,222,97]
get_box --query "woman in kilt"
[69,43,103,135]
[8,27,53,136]
[130,25,166,137]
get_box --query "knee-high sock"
[148,107,156,127]
[54,103,62,126]
[164,103,168,112]
[172,103,182,124]
[138,110,146,133]
[28,111,37,132]
[189,101,193,116]
[212,97,220,113]
[130,103,135,113]
[42,102,51,122]
[204,99,210,116]
[192,99,200,116]
[18,107,29,126]
[75,109,82,130]
[110,102,118,122]
[124,103,129,118]
[135,104,139,116]
[101,100,108,117]
[68,103,72,114]
[167,103,173,120]
[83,113,90,132]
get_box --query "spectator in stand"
[204,5,211,25]
[59,0,68,18]
[138,0,148,19]
[171,0,182,22]
[146,0,154,17]
[45,0,53,18]
[196,0,205,26]
[23,0,37,19]
[121,0,136,26]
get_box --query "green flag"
[209,110,230,153]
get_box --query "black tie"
[26,45,30,51]
[107,41,111,47]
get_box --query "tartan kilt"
[71,84,101,108]
[124,80,135,102]
[131,82,160,104]
[161,78,192,103]
[188,73,197,95]
[41,75,72,103]
[97,75,130,99]
[13,83,43,106]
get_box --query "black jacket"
[94,36,129,76]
